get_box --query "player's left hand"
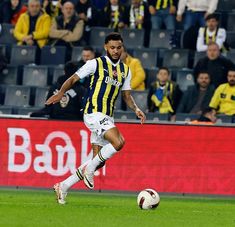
[135,108,146,124]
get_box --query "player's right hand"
[45,91,64,105]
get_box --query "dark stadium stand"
[0,65,18,85]
[0,24,17,45]
[0,0,235,123]
[10,45,37,65]
[4,85,31,107]
[22,65,48,87]
[133,49,158,69]
[40,46,66,65]
[120,29,144,49]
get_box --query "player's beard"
[106,50,120,64]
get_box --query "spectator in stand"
[49,1,84,60]
[75,0,99,45]
[177,71,215,114]
[196,14,227,53]
[0,0,27,25]
[13,0,51,48]
[194,42,235,88]
[147,67,181,114]
[100,0,126,31]
[120,46,146,91]
[189,107,217,125]
[176,0,218,31]
[30,61,87,120]
[148,0,177,30]
[123,0,151,47]
[42,0,56,18]
[77,46,96,88]
[209,69,235,116]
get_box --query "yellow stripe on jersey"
[102,59,113,114]
[84,70,95,114]
[92,58,105,112]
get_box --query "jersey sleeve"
[75,59,97,79]
[121,68,132,91]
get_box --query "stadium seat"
[193,51,207,67]
[146,112,169,121]
[226,13,235,31]
[162,49,190,68]
[71,46,83,61]
[0,106,12,114]
[149,29,173,49]
[226,50,235,62]
[175,69,194,91]
[0,65,18,85]
[0,44,7,56]
[226,32,235,49]
[10,45,37,65]
[176,113,200,122]
[34,87,48,107]
[40,46,66,65]
[133,49,158,69]
[22,65,48,87]
[52,66,64,84]
[120,29,144,48]
[16,107,41,115]
[0,24,17,45]
[145,68,158,88]
[4,85,31,107]
[130,90,148,112]
[114,110,137,120]
[217,0,235,11]
[89,27,114,47]
[216,115,233,123]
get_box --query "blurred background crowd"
[0,0,235,124]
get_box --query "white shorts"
[83,112,115,147]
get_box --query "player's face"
[105,40,123,63]
[227,71,235,86]
[82,50,95,62]
[28,1,41,16]
[207,19,218,31]
[207,44,220,60]
[132,0,140,7]
[197,73,210,88]
[110,0,118,6]
[157,69,169,84]
[62,2,75,19]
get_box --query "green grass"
[0,189,235,227]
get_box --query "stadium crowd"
[0,0,235,123]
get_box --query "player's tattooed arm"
[45,74,79,105]
[122,90,146,124]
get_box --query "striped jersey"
[75,56,131,117]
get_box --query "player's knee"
[113,137,125,151]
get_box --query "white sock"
[86,143,117,173]
[61,160,90,191]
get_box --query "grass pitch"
[0,189,235,227]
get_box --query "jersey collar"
[105,56,120,66]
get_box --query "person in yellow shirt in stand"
[120,46,146,91]
[209,69,235,115]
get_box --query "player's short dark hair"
[82,46,95,52]
[105,32,123,44]
[158,67,170,75]
[64,61,80,77]
[205,13,220,21]
[228,66,235,73]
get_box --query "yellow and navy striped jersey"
[149,0,175,10]
[84,56,130,117]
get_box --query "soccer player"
[46,32,146,204]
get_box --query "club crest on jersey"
[105,76,122,87]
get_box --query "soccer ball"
[137,189,160,210]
